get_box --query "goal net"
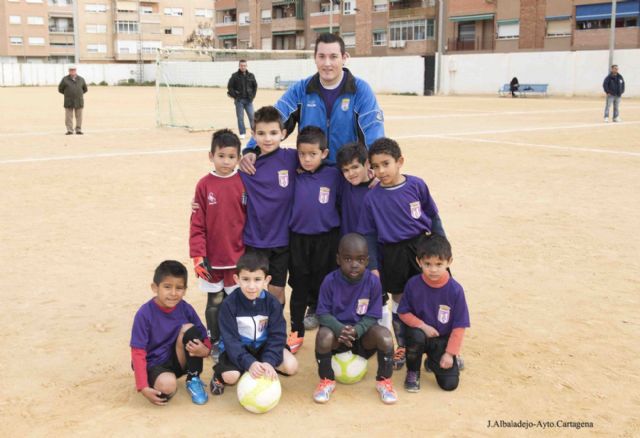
[155,47,313,131]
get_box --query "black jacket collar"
[306,68,356,95]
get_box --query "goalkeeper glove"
[193,257,212,282]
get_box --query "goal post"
[155,47,314,131]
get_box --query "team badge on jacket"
[341,98,350,111]
[410,201,421,219]
[438,305,450,324]
[356,298,369,315]
[319,187,330,204]
[208,192,217,205]
[278,170,289,188]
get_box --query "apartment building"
[446,0,640,53]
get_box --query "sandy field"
[0,86,639,437]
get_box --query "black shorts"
[381,234,426,295]
[214,343,285,376]
[244,245,289,287]
[147,348,185,388]
[333,338,376,360]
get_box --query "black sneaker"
[209,377,224,395]
[76,130,83,135]
[65,131,73,135]
[404,371,420,393]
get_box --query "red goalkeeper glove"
[193,257,212,282]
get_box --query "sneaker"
[313,378,336,403]
[613,117,622,123]
[404,371,421,393]
[376,378,398,404]
[209,377,225,395]
[76,130,83,135]
[287,331,304,354]
[393,347,406,370]
[65,131,73,135]
[210,342,220,363]
[239,134,246,140]
[303,313,319,331]
[604,117,609,123]
[186,377,208,405]
[457,355,465,371]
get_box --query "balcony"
[140,13,161,24]
[49,44,75,54]
[447,37,494,52]
[215,0,236,11]
[389,0,435,20]
[272,16,305,33]
[49,26,74,33]
[116,11,139,21]
[215,22,238,36]
[309,11,340,29]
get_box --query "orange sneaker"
[313,378,336,403]
[376,378,398,404]
[287,331,304,354]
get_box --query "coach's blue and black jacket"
[244,68,385,164]
[218,289,286,371]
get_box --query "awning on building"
[311,27,340,33]
[218,34,237,40]
[449,13,494,23]
[497,19,519,25]
[272,0,295,5]
[576,1,639,21]
[546,15,571,21]
[272,30,297,35]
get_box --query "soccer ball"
[236,373,281,414]
[331,351,368,384]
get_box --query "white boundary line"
[0,147,207,164]
[0,127,155,138]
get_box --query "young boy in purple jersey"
[239,106,299,305]
[130,261,211,405]
[287,126,342,354]
[357,137,446,371]
[398,234,469,392]
[210,252,298,395]
[313,233,397,404]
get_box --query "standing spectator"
[603,65,625,123]
[227,60,257,139]
[58,66,87,135]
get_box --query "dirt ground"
[0,86,639,437]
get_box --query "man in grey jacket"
[58,66,88,135]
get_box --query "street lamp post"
[608,0,617,69]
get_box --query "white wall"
[441,49,639,97]
[0,62,151,86]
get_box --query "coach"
[240,33,384,172]
[58,66,87,135]
[227,59,257,140]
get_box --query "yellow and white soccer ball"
[331,351,368,384]
[236,373,282,414]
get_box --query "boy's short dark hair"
[369,137,402,161]
[254,106,283,129]
[297,125,327,151]
[314,33,346,56]
[336,142,368,167]
[236,252,270,276]
[239,59,247,64]
[153,260,188,286]
[211,128,241,154]
[416,234,452,261]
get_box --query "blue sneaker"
[186,377,208,405]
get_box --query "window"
[9,16,21,24]
[344,0,356,15]
[117,21,139,34]
[261,9,271,23]
[373,30,386,46]
[546,19,571,37]
[10,36,23,45]
[373,0,388,13]
[87,43,107,53]
[86,4,108,13]
[164,27,183,35]
[497,21,519,39]
[117,40,138,54]
[116,1,136,13]
[389,19,434,41]
[28,37,45,45]
[239,12,250,25]
[142,41,161,53]
[49,0,73,5]
[26,0,44,3]
[342,32,355,47]
[196,28,213,36]
[195,9,213,18]
[86,24,107,33]
[223,13,235,23]
[164,7,183,16]
[458,22,475,41]
[28,16,44,25]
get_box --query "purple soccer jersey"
[130,299,207,367]
[319,74,347,119]
[398,274,470,337]
[340,181,370,236]
[316,269,383,325]
[240,147,299,248]
[357,175,439,244]
[290,165,342,234]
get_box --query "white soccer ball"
[331,351,368,384]
[236,373,282,414]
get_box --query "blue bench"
[499,83,548,97]
[274,75,297,90]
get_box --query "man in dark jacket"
[227,60,257,139]
[58,66,88,135]
[603,64,625,123]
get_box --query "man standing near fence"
[58,66,88,135]
[227,60,257,140]
[603,65,625,123]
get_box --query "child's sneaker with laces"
[404,371,420,393]
[209,377,225,395]
[303,312,319,331]
[376,378,398,404]
[313,378,336,403]
[392,347,406,370]
[186,376,208,405]
[287,331,304,354]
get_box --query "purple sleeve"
[365,275,383,319]
[356,193,376,236]
[451,285,471,329]
[419,179,439,219]
[130,308,150,349]
[315,276,333,317]
[397,281,414,315]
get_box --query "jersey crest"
[278,170,289,188]
[341,98,350,112]
[356,298,369,315]
[207,192,217,205]
[319,187,330,204]
[410,201,421,219]
[437,305,450,324]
